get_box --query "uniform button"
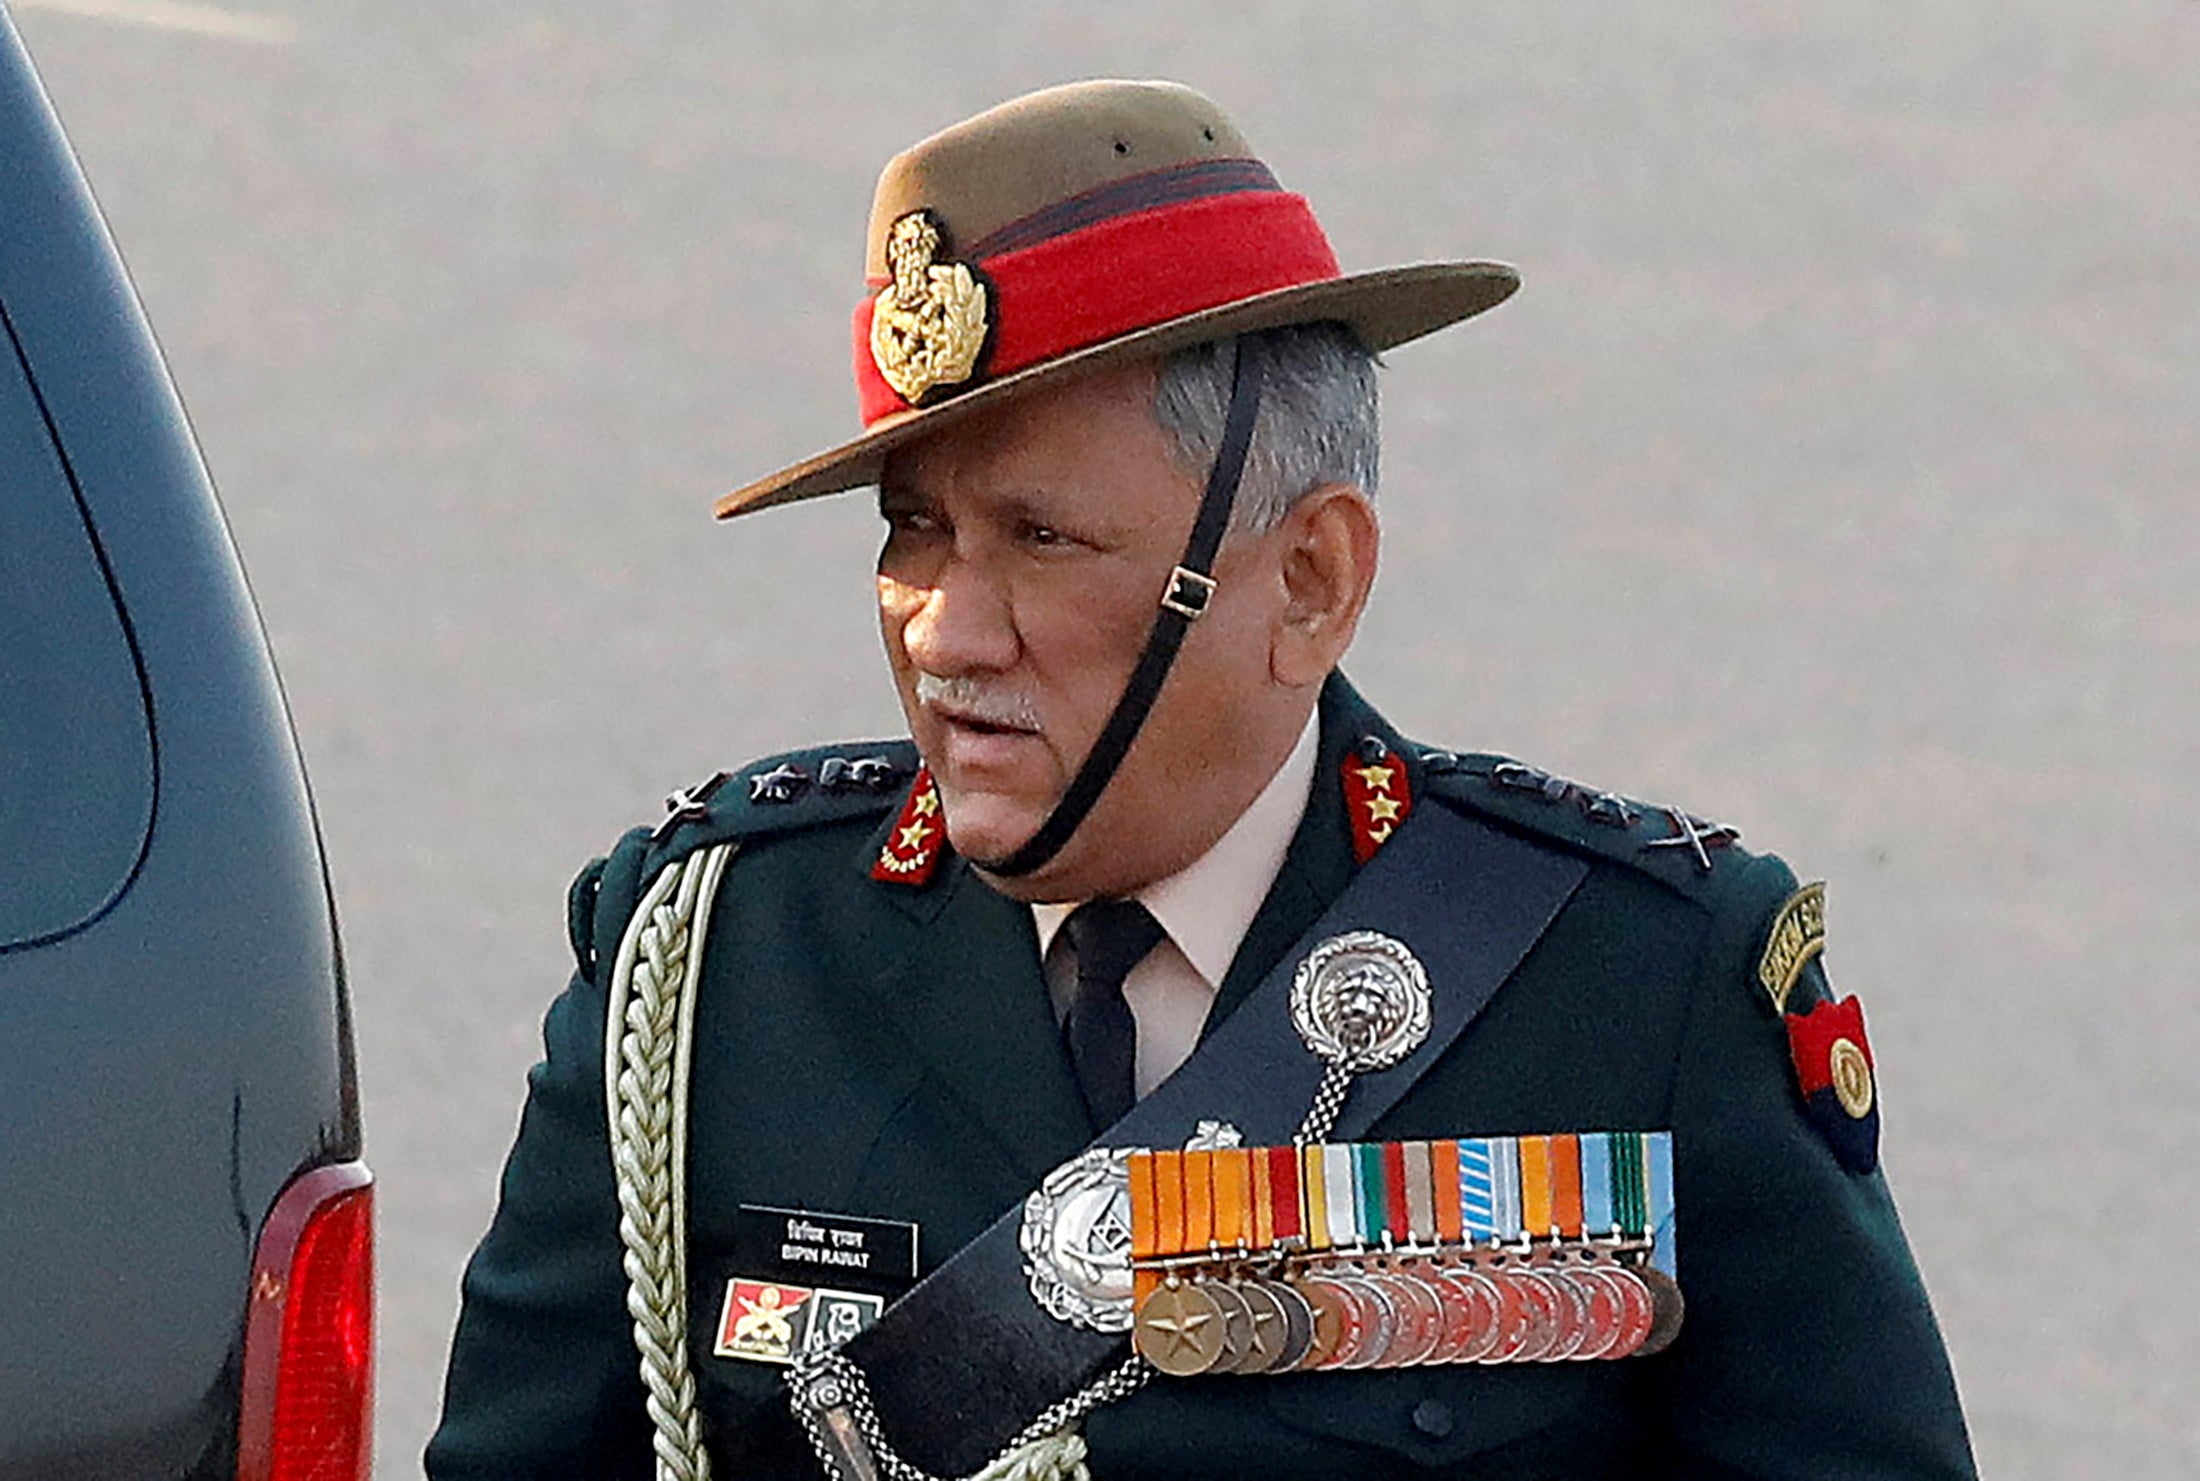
[1411,1399,1454,1439]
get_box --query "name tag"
[713,1204,920,1365]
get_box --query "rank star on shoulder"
[1353,763,1396,791]
[897,820,934,851]
[1364,793,1403,823]
[912,789,940,817]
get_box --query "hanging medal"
[1126,1128,1685,1374]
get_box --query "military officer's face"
[876,358,1377,901]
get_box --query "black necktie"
[1059,898,1166,1130]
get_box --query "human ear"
[1270,484,1379,687]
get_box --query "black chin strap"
[981,337,1267,879]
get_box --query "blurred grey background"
[12,0,2195,1474]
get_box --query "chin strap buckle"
[1160,566,1218,620]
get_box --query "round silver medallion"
[1020,1145,1136,1332]
[1290,930,1433,1073]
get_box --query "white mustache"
[914,673,1042,731]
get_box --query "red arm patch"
[1784,995,1880,1174]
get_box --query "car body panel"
[0,6,360,1476]
[0,314,155,948]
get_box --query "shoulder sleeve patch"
[1757,881,1827,1012]
[1785,994,1880,1174]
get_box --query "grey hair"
[1152,322,1380,532]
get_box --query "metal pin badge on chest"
[1291,930,1432,1074]
[1021,1145,1138,1332]
[1289,930,1432,1146]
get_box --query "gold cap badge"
[868,209,991,405]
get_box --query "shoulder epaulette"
[640,738,920,870]
[567,738,919,981]
[1411,745,1830,1021]
[1412,748,1755,902]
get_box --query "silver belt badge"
[1021,1125,1247,1331]
[1020,1145,1136,1332]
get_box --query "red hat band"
[851,161,1342,427]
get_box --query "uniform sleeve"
[1649,855,1977,1479]
[426,862,654,1480]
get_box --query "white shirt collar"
[1032,707,1321,987]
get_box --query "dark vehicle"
[0,9,370,1480]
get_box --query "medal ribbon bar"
[1127,1133,1682,1375]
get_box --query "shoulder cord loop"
[602,845,1117,1478]
[604,842,738,1481]
[603,840,1118,1481]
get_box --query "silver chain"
[1006,1356,1153,1452]
[1294,1062,1353,1146]
[791,1347,1150,1481]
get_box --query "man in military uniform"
[429,80,1976,1479]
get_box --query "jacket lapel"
[848,669,1414,1173]
[851,857,1093,1181]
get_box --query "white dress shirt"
[1033,710,1320,1097]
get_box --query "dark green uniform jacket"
[429,676,1976,1479]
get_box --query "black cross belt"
[832,799,1590,1474]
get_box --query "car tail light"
[237,1160,375,1481]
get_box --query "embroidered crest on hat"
[1340,739,1413,863]
[871,767,946,885]
[868,210,992,404]
[1784,994,1879,1174]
